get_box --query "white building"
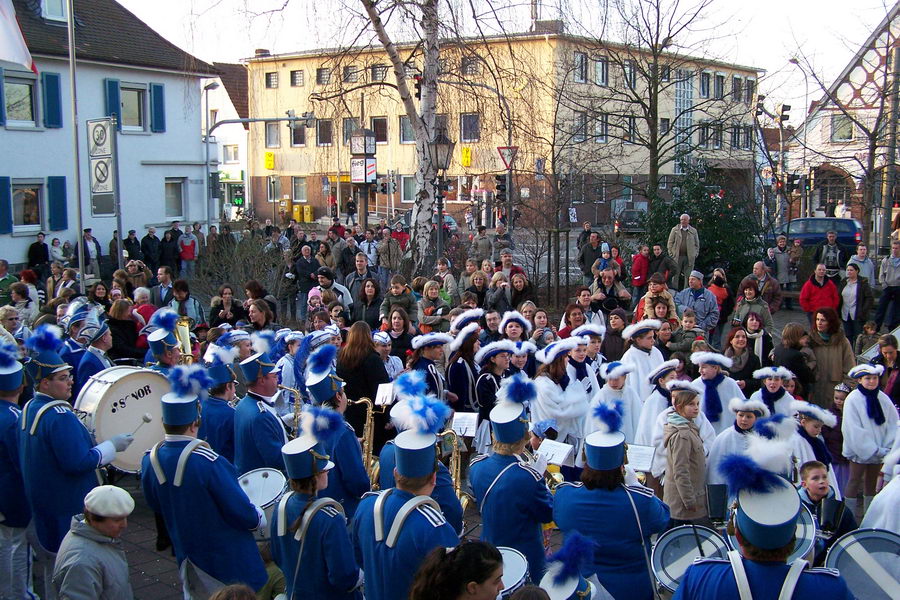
[203,62,249,219]
[0,0,215,265]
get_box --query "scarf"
[558,374,571,391]
[745,329,765,365]
[654,383,672,402]
[569,357,590,381]
[797,424,833,466]
[856,384,886,426]
[733,421,750,435]
[701,372,726,422]
[760,386,786,415]
[725,347,749,373]
[667,412,690,426]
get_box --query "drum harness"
[622,484,662,600]
[727,550,808,600]
[148,438,211,486]
[21,398,105,485]
[373,488,441,548]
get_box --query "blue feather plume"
[252,331,276,356]
[307,343,337,376]
[0,341,20,368]
[207,343,237,367]
[593,399,624,434]
[719,453,783,496]
[302,405,343,443]
[500,372,536,405]
[754,413,794,441]
[395,370,427,399]
[25,325,63,354]
[549,531,596,585]
[405,394,451,435]
[293,334,315,395]
[150,309,178,333]
[169,365,214,398]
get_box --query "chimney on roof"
[254,49,271,58]
[532,19,565,34]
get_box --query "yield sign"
[497,146,518,170]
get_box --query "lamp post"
[428,128,455,265]
[203,81,220,233]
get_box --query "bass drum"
[75,366,169,473]
[825,528,900,600]
[652,525,730,593]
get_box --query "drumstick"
[130,413,153,436]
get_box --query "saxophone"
[349,397,379,485]
[439,429,475,512]
[175,316,194,364]
[277,385,303,438]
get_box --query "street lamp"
[203,81,220,233]
[428,128,455,264]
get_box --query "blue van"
[767,217,863,247]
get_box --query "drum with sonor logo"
[496,546,529,599]
[651,525,730,593]
[75,366,169,473]
[238,468,287,541]
[727,503,816,563]
[825,528,900,600]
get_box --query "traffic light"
[286,109,297,129]
[774,175,784,194]
[414,75,422,100]
[388,175,397,195]
[494,174,507,204]
[755,94,767,117]
[786,173,801,194]
[376,177,388,195]
[779,104,791,123]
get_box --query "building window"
[292,176,307,203]
[290,70,305,86]
[120,85,146,131]
[624,60,637,89]
[224,145,239,163]
[209,109,218,129]
[371,64,388,82]
[713,123,723,149]
[714,74,725,99]
[399,115,415,143]
[732,76,742,102]
[743,125,753,149]
[660,118,671,136]
[699,72,710,99]
[316,119,333,146]
[595,113,609,143]
[12,182,42,231]
[625,115,637,143]
[265,72,278,88]
[266,175,281,203]
[461,56,481,76]
[4,75,37,126]
[435,114,448,134]
[699,122,709,148]
[42,0,65,20]
[164,178,185,219]
[401,175,417,203]
[291,124,306,147]
[404,64,419,78]
[595,57,608,86]
[573,111,587,143]
[660,64,671,82]
[460,113,480,142]
[343,117,359,145]
[371,117,388,144]
[659,175,668,189]
[831,114,853,142]
[574,52,587,83]
[744,79,755,104]
[342,66,358,83]
[265,122,280,148]
[621,175,633,203]
[731,124,741,149]
[316,68,332,85]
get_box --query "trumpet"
[175,316,194,365]
[439,429,475,513]
[278,384,303,438]
[349,398,380,486]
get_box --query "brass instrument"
[175,316,194,364]
[522,448,565,490]
[349,398,380,486]
[277,385,303,438]
[439,429,475,512]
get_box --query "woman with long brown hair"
[336,321,391,451]
[245,299,278,332]
[809,307,855,407]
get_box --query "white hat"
[411,332,454,350]
[84,485,135,517]
[499,311,533,334]
[621,319,661,341]
[449,322,481,353]
[571,323,606,339]
[790,400,838,427]
[536,337,585,364]
[690,351,732,369]
[848,364,883,378]
[601,361,634,380]
[752,366,794,380]
[729,397,770,417]
[666,379,703,395]
[647,358,680,384]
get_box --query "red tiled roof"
[213,62,249,125]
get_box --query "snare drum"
[825,528,900,600]
[238,468,287,541]
[651,525,730,592]
[75,366,169,473]
[496,546,529,599]
[727,504,816,563]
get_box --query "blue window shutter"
[42,72,63,128]
[150,83,165,133]
[0,67,6,126]
[104,78,121,129]
[0,177,11,234]
[47,176,67,231]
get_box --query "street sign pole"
[497,146,518,232]
[108,116,124,271]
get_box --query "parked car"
[615,209,646,234]
[767,217,863,247]
[393,209,459,235]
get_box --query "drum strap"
[288,497,344,600]
[479,462,519,514]
[174,439,211,487]
[385,496,441,548]
[727,551,753,600]
[623,485,661,600]
[777,558,808,600]
[276,491,295,538]
[373,489,393,542]
[149,442,167,485]
[26,400,69,435]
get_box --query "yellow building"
[244,25,761,228]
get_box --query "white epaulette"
[807,567,842,578]
[469,454,489,466]
[321,505,342,518]
[625,484,655,497]
[256,401,268,413]
[515,461,543,481]
[693,556,729,565]
[416,503,447,528]
[362,490,381,499]
[556,481,582,489]
[192,445,219,461]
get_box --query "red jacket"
[631,253,649,287]
[799,275,839,314]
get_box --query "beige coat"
[809,329,855,408]
[663,421,708,521]
[377,237,403,272]
[667,225,700,261]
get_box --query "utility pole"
[882,45,900,252]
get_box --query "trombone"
[439,429,475,513]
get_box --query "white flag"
[0,0,35,72]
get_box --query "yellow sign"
[264,152,275,170]
[461,146,472,167]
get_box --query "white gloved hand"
[531,453,549,475]
[254,504,268,532]
[110,433,134,452]
[623,464,641,487]
[284,272,295,279]
[280,413,297,428]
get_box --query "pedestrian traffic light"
[286,109,297,130]
[755,94,767,117]
[377,177,388,195]
[388,176,397,195]
[774,176,784,194]
[494,174,507,204]
[779,104,791,123]
[414,75,422,100]
[786,173,801,193]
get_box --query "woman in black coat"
[336,322,392,451]
[351,278,383,330]
[386,306,415,360]
[208,284,247,328]
[106,300,145,361]
[158,231,180,273]
[772,322,815,398]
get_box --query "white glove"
[623,464,641,487]
[531,453,549,476]
[280,413,297,428]
[253,504,268,532]
[110,433,134,452]
[284,272,295,279]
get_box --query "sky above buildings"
[119,0,895,127]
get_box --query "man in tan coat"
[377,227,403,289]
[667,213,700,290]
